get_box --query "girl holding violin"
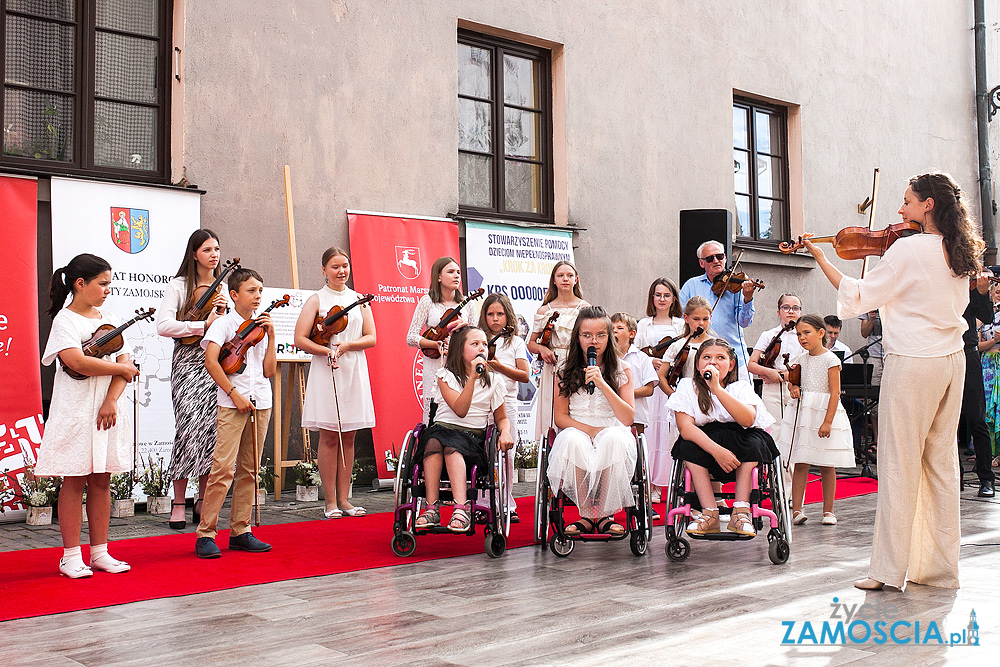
[295,247,376,519]
[407,257,478,421]
[528,261,589,446]
[802,172,984,591]
[156,229,228,529]
[747,293,804,422]
[38,254,139,578]
[478,292,530,520]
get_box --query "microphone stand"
[840,336,881,480]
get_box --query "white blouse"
[667,378,775,429]
[434,368,507,429]
[837,233,968,358]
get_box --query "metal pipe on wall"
[975,0,997,260]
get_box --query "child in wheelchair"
[667,338,779,536]
[415,325,514,532]
[546,306,636,537]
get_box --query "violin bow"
[711,248,744,314]
[861,168,880,279]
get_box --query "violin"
[760,319,798,369]
[217,295,290,375]
[64,308,156,380]
[711,269,765,297]
[178,258,240,345]
[781,352,801,387]
[421,288,485,359]
[308,293,375,346]
[778,222,922,260]
[537,311,560,348]
[665,327,705,389]
[487,326,516,360]
[641,332,685,359]
[969,274,1000,290]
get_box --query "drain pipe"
[975,0,997,260]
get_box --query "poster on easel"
[49,177,200,497]
[0,175,42,516]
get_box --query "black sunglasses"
[701,253,726,262]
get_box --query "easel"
[272,165,314,499]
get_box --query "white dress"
[406,295,478,422]
[532,302,585,444]
[35,308,134,476]
[646,337,702,486]
[302,285,376,432]
[774,350,855,468]
[635,317,685,480]
[546,370,637,517]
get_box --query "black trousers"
[958,348,995,484]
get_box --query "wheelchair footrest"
[686,531,756,542]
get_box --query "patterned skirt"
[167,341,218,480]
[983,351,1000,457]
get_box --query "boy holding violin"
[196,268,276,558]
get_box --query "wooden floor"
[1,490,997,666]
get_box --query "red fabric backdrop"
[348,213,460,480]
[0,175,42,511]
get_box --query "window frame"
[0,0,172,183]
[457,28,554,224]
[733,96,790,245]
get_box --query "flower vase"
[26,506,53,526]
[147,496,172,514]
[296,485,319,502]
[257,488,267,505]
[111,499,135,518]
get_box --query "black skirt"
[671,421,779,481]
[416,422,488,471]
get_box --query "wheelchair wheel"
[629,527,648,557]
[665,537,690,562]
[768,535,790,565]
[534,436,551,546]
[549,532,574,557]
[485,531,506,559]
[635,432,653,542]
[391,531,416,557]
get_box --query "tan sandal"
[415,502,440,528]
[687,508,719,535]
[727,507,755,536]
[448,504,472,533]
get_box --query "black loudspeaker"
[678,209,733,287]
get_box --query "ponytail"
[47,254,112,319]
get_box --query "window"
[733,97,789,242]
[1,0,171,181]
[458,29,552,222]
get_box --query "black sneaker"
[509,511,520,524]
[229,532,272,552]
[195,537,221,559]
[979,480,995,498]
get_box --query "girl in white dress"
[528,261,589,446]
[406,257,478,422]
[667,338,778,537]
[635,278,685,502]
[775,315,856,526]
[747,293,804,422]
[478,293,530,521]
[37,254,140,578]
[295,247,376,519]
[546,306,636,537]
[414,326,514,532]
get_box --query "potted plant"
[9,463,59,525]
[514,441,538,483]
[294,461,321,502]
[110,473,135,517]
[138,453,171,514]
[257,458,275,506]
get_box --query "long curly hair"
[909,172,985,277]
[691,338,740,415]
[558,306,622,397]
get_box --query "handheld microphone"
[586,345,597,394]
[475,354,486,375]
[702,370,713,381]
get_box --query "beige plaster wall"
[179,0,979,352]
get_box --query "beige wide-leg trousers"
[868,352,963,588]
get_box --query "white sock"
[63,546,82,561]
[90,543,108,560]
[733,501,750,509]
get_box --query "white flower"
[28,491,50,507]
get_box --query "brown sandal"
[687,508,719,535]
[448,504,472,533]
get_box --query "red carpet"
[1,477,878,622]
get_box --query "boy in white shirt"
[824,315,854,362]
[611,313,657,432]
[196,268,277,559]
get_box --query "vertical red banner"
[348,213,460,481]
[0,175,42,512]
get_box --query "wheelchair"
[534,426,652,557]
[662,454,792,565]
[390,417,511,559]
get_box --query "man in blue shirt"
[678,241,756,378]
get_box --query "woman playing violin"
[803,172,984,592]
[747,293,804,422]
[295,247,376,518]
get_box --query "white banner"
[260,287,312,362]
[464,222,575,447]
[50,178,200,497]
